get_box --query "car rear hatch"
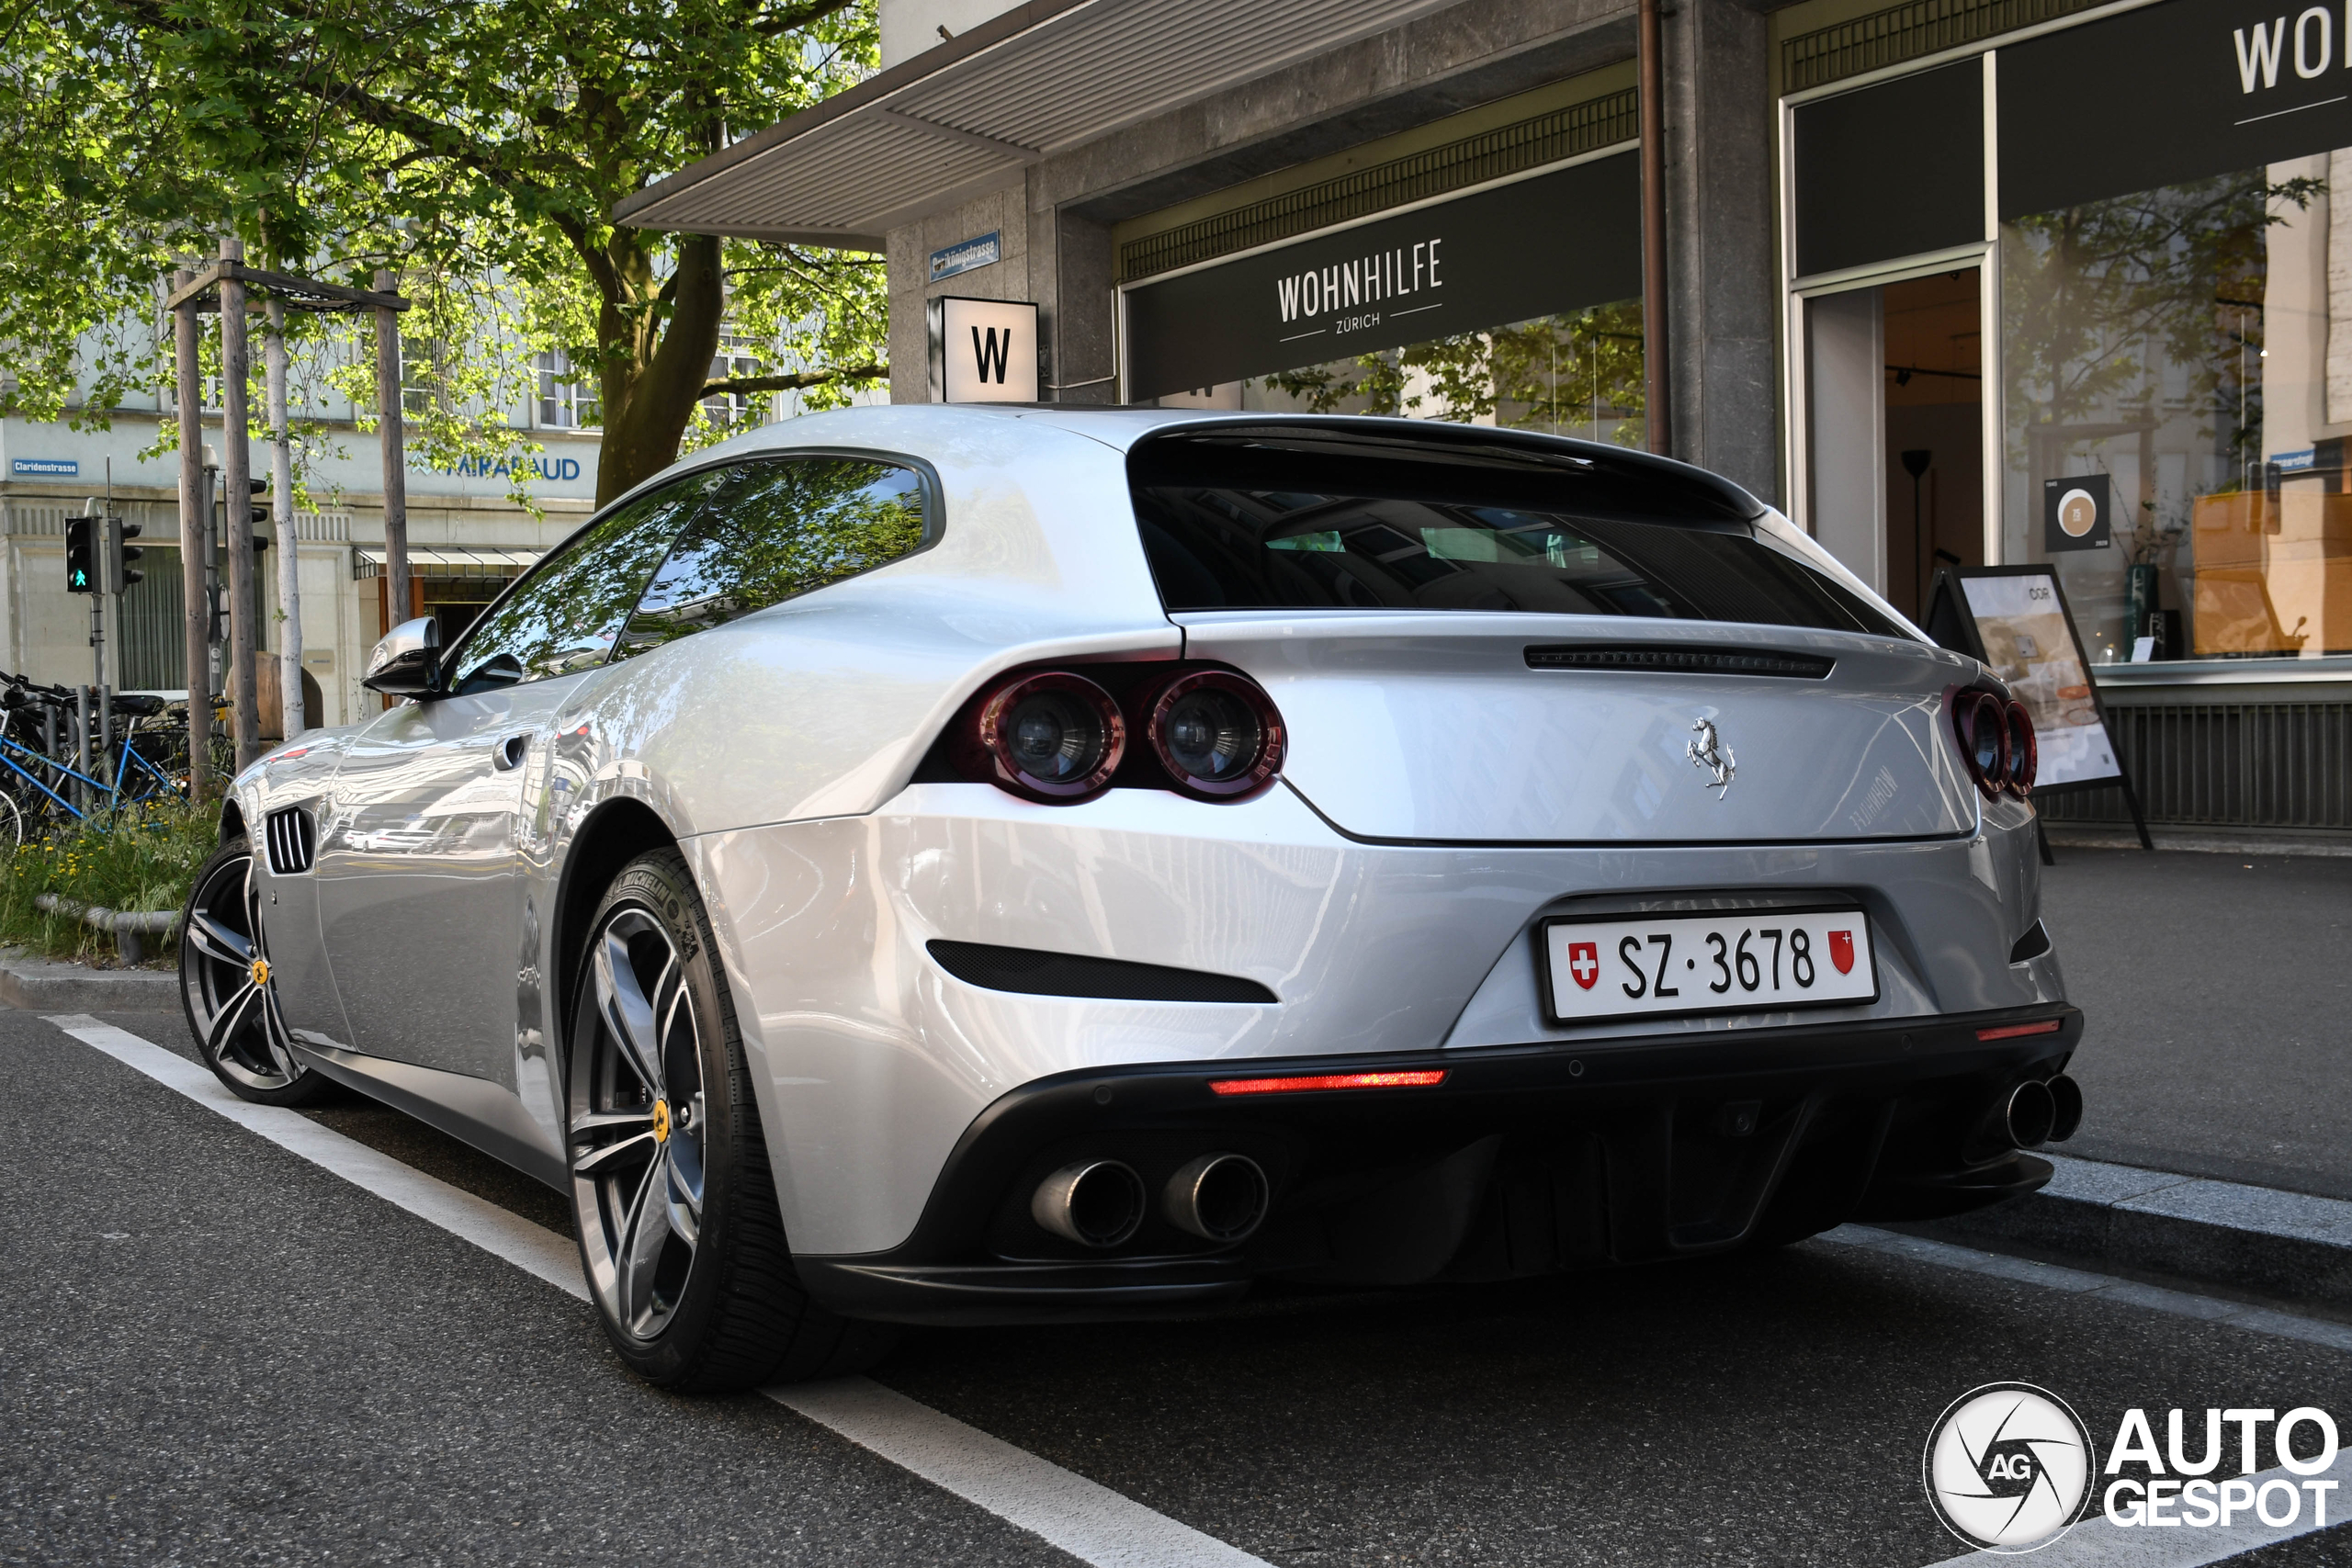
[1178,614,1978,842]
[1128,419,1980,845]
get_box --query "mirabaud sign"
[1121,153,1639,404]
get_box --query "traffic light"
[64,517,95,593]
[106,515,143,592]
[248,477,270,531]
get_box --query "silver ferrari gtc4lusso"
[185,407,2080,1391]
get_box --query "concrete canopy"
[610,0,1462,246]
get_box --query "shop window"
[1792,61,1984,278]
[1223,302,1647,445]
[1123,154,1642,423]
[2000,159,2351,660]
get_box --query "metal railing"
[2038,701,2352,833]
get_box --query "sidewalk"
[2040,845,2352,1202]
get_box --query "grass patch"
[0,799,218,965]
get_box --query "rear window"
[1128,425,1903,637]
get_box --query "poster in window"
[1955,570,2124,787]
[2041,474,2111,553]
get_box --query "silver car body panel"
[221,404,2064,1266]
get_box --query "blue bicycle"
[0,677,190,847]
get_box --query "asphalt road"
[2041,848,2352,1201]
[7,1006,2351,1566]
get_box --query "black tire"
[179,834,334,1107]
[565,847,894,1392]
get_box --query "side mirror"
[362,615,444,697]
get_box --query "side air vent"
[264,807,315,875]
[926,940,1277,1004]
[1525,645,1837,679]
[2007,919,2052,964]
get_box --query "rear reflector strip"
[1976,1020,2064,1041]
[1207,1069,1448,1097]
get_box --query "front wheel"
[179,834,332,1106]
[566,848,892,1392]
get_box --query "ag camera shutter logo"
[1923,1382,2095,1553]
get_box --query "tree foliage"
[1259,302,1647,445]
[0,0,888,504]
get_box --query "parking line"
[769,1378,1268,1568]
[1817,1225,2352,1356]
[43,1013,1272,1568]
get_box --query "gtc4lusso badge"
[1687,717,1735,798]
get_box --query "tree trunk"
[593,231,728,506]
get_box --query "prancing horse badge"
[1687,717,1735,799]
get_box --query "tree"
[0,0,888,505]
[1259,301,1647,446]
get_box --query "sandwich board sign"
[1925,563,2152,849]
[927,297,1038,403]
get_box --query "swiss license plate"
[1540,908,1879,1025]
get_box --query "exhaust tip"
[1161,1153,1269,1244]
[2046,1074,2083,1143]
[1032,1160,1145,1248]
[2004,1078,2057,1149]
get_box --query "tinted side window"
[452,479,707,686]
[616,457,927,659]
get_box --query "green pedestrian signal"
[64,517,95,593]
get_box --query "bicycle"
[0,678,111,846]
[0,678,225,848]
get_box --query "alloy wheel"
[569,905,708,1341]
[181,847,302,1091]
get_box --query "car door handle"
[492,734,528,771]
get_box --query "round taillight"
[1144,670,1284,798]
[964,671,1125,802]
[1953,690,2007,800]
[2004,698,2038,795]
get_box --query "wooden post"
[220,239,261,771]
[173,269,212,805]
[374,268,411,648]
[264,295,304,737]
[1637,0,1672,457]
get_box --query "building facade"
[1,365,601,729]
[621,0,2352,840]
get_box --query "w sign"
[928,297,1039,403]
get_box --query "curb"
[1917,1152,2352,1316]
[0,952,177,1012]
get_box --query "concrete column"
[1041,206,1115,405]
[1663,0,1779,502]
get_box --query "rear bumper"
[794,1003,2079,1324]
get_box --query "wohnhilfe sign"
[1120,152,1639,404]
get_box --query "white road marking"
[1921,1444,2349,1566]
[48,1013,1273,1568]
[769,1378,1269,1568]
[1819,1225,2352,1356]
[1823,1227,2352,1564]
